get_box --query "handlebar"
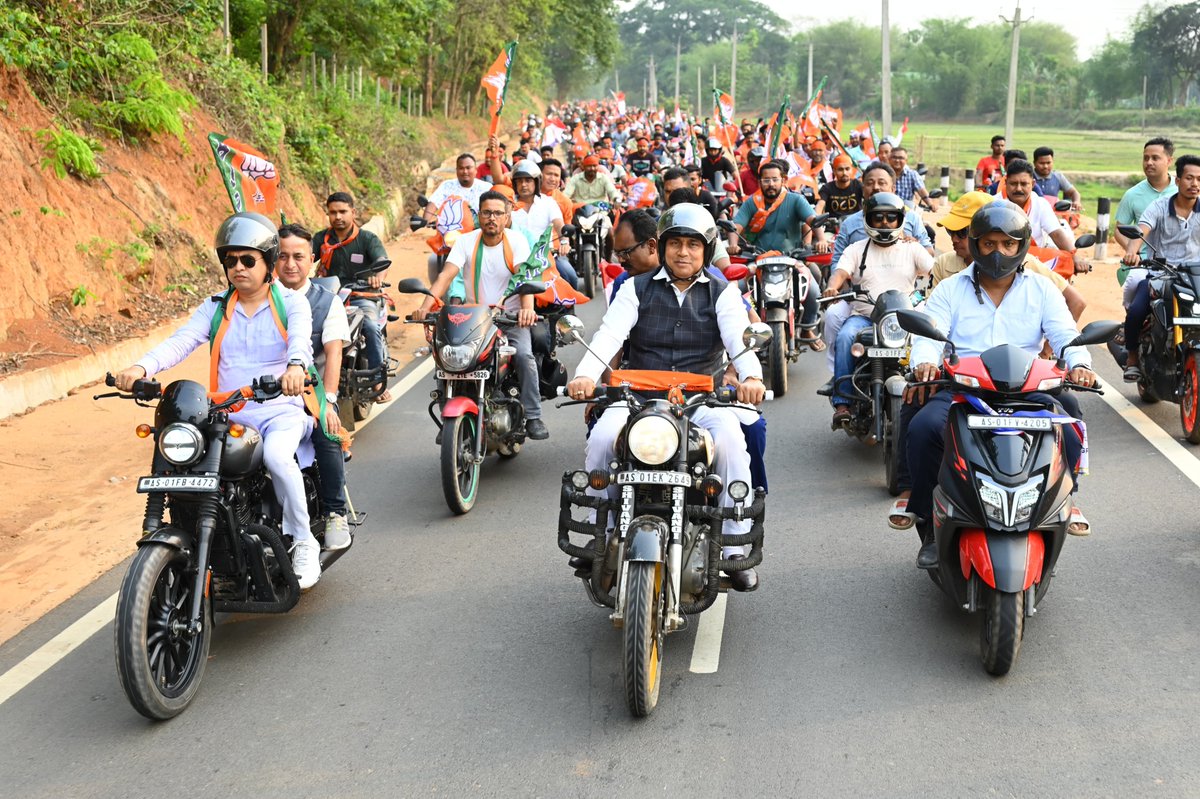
[818,292,855,305]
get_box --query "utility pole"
[648,55,657,108]
[697,65,702,116]
[730,21,738,105]
[1000,3,1029,143]
[807,41,814,100]
[223,0,231,56]
[881,0,892,137]
[674,35,682,110]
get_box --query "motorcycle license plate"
[137,475,219,493]
[966,415,1053,431]
[616,470,692,487]
[867,347,905,358]
[436,369,490,380]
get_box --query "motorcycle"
[95,373,350,719]
[896,310,1118,675]
[313,258,397,431]
[568,202,614,299]
[1113,225,1200,441]
[555,316,772,716]
[397,278,573,514]
[820,288,914,495]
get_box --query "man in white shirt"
[564,204,766,591]
[822,192,932,427]
[413,191,548,440]
[1003,159,1090,274]
[276,223,353,551]
[423,153,490,282]
[906,202,1097,568]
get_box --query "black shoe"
[816,379,834,397]
[726,553,759,592]
[525,418,549,440]
[917,537,939,570]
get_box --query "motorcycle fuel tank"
[220,425,264,478]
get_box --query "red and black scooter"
[897,309,1119,676]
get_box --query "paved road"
[1,298,1198,797]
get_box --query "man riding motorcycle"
[564,154,621,206]
[413,190,549,440]
[906,202,1097,568]
[507,160,578,288]
[422,155,490,283]
[701,137,737,188]
[114,212,322,588]
[565,204,767,590]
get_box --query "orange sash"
[747,190,786,234]
[318,225,360,274]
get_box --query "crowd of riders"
[113,85,1200,594]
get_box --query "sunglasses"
[949,228,970,240]
[614,240,649,261]
[868,212,903,225]
[479,209,507,219]
[222,254,262,271]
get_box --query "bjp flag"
[481,41,517,137]
[208,133,279,217]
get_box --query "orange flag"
[208,133,278,217]
[481,42,517,137]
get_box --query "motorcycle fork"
[665,484,686,632]
[473,380,487,462]
[187,421,228,635]
[871,359,886,442]
[610,484,635,628]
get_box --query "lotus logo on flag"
[208,133,279,216]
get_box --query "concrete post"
[1095,197,1111,259]
[940,166,951,193]
[964,168,975,193]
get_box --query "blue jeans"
[312,423,347,516]
[555,256,579,289]
[351,297,385,370]
[832,315,872,406]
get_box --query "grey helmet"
[657,203,718,269]
[968,201,1031,281]
[214,211,280,269]
[863,192,906,245]
[511,159,542,194]
[706,137,722,151]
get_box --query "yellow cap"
[938,191,995,231]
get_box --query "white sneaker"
[291,538,321,590]
[322,513,352,551]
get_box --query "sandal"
[831,407,851,430]
[1122,364,1142,382]
[375,388,393,403]
[1068,506,1091,537]
[888,498,917,531]
[801,334,827,352]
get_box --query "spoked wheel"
[1181,353,1200,443]
[883,394,903,496]
[114,543,211,720]
[623,561,664,717]
[767,320,788,397]
[441,413,480,515]
[581,250,597,299]
[980,588,1024,676]
[353,351,373,422]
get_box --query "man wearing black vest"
[277,223,352,551]
[566,204,766,590]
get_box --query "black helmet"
[511,160,542,194]
[657,203,717,268]
[968,201,1031,281]
[215,212,280,269]
[863,192,906,245]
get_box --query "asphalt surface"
[1,297,1198,798]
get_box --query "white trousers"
[823,301,853,371]
[232,403,314,544]
[586,403,753,555]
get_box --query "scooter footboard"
[686,488,766,571]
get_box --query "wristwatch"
[287,359,304,369]
[324,391,339,404]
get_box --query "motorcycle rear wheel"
[1180,353,1200,443]
[441,413,480,515]
[767,320,788,397]
[623,561,664,717]
[883,394,903,496]
[980,588,1024,676]
[114,543,211,720]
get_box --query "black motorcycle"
[1112,225,1200,442]
[568,202,613,298]
[556,317,770,716]
[95,373,351,719]
[820,288,914,495]
[897,310,1118,675]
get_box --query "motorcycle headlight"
[977,480,1007,525]
[764,280,790,300]
[878,313,908,349]
[580,213,602,230]
[627,415,680,466]
[158,422,204,466]
[1013,483,1042,524]
[439,344,475,371]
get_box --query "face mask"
[974,250,1020,280]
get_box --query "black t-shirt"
[692,188,719,219]
[701,156,737,187]
[628,154,656,176]
[312,226,388,283]
[818,179,864,218]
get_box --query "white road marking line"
[1096,386,1200,489]
[0,595,117,707]
[689,593,728,674]
[0,358,432,708]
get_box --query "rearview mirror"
[1054,199,1072,212]
[395,277,432,295]
[808,213,831,229]
[556,314,585,341]
[1117,224,1143,241]
[895,309,947,343]
[716,219,736,233]
[1067,320,1121,351]
[417,194,429,208]
[741,322,773,351]
[1074,233,1096,249]
[927,188,944,199]
[560,224,577,238]
[355,259,391,279]
[409,216,428,231]
[723,264,749,281]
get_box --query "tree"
[1131,1,1200,106]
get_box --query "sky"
[766,0,1173,59]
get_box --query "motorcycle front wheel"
[114,543,211,720]
[1180,353,1200,443]
[581,249,597,299]
[980,588,1024,676]
[441,413,480,515]
[883,394,903,496]
[767,320,788,397]
[353,350,373,422]
[623,561,664,717]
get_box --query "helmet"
[749,146,767,161]
[657,203,718,268]
[706,137,722,150]
[511,160,542,194]
[863,192,906,245]
[968,201,1031,281]
[214,212,280,269]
